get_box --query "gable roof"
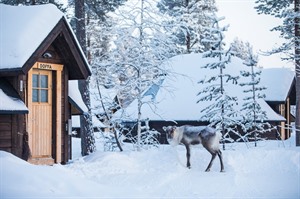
[0,4,91,79]
[116,53,286,122]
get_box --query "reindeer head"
[163,126,177,144]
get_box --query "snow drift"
[0,136,299,198]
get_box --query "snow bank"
[1,137,299,198]
[0,151,102,198]
[68,140,300,199]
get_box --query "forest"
[1,0,299,152]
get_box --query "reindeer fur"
[163,125,224,172]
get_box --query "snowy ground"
[1,135,299,199]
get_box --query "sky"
[216,0,293,69]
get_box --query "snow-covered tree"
[92,0,177,151]
[71,0,127,154]
[239,46,272,146]
[0,0,65,10]
[157,0,217,54]
[255,0,300,146]
[197,15,240,150]
[230,38,253,61]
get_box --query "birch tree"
[92,0,177,150]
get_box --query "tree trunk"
[75,0,95,155]
[96,80,123,152]
[75,0,86,53]
[137,97,142,151]
[295,0,300,146]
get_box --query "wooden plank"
[0,114,12,151]
[0,139,12,148]
[27,68,33,151]
[56,69,62,163]
[31,104,52,157]
[0,147,12,153]
[286,98,290,138]
[64,69,70,163]
[0,131,12,139]
[33,62,63,71]
[0,115,12,122]
[0,123,12,131]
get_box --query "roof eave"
[61,17,91,78]
[68,96,86,115]
[0,68,25,77]
[0,110,28,114]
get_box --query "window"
[32,74,49,103]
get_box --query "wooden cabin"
[260,68,296,139]
[114,54,295,143]
[0,4,91,164]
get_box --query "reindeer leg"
[183,142,191,169]
[205,152,216,172]
[217,150,225,172]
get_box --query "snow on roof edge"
[0,89,28,114]
[68,80,88,114]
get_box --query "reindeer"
[163,125,224,172]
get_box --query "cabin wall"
[0,75,27,159]
[122,120,209,144]
[0,115,13,153]
[268,101,292,140]
[0,114,25,157]
[122,120,283,145]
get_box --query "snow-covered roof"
[260,68,295,102]
[0,4,91,79]
[0,4,63,69]
[0,89,28,114]
[0,80,28,114]
[116,53,285,122]
[68,80,88,114]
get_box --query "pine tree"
[198,15,240,150]
[157,0,217,54]
[239,46,271,146]
[255,0,300,146]
[0,0,65,11]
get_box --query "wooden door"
[29,69,53,163]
